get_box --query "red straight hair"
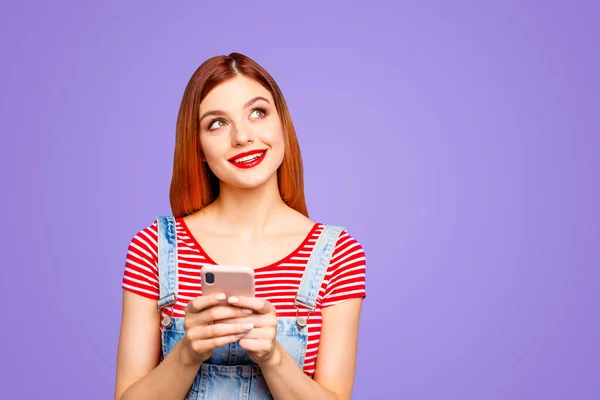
[169,52,308,219]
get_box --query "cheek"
[200,137,221,160]
[265,130,285,164]
[262,124,285,148]
[200,141,225,173]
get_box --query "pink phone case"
[201,265,255,298]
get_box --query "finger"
[186,293,227,314]
[187,321,255,341]
[227,296,275,314]
[234,326,274,340]
[216,313,257,325]
[189,333,246,353]
[186,306,252,328]
[208,333,247,349]
[217,313,273,327]
[238,337,272,352]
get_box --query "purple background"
[1,1,598,399]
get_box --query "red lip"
[228,149,268,169]
[228,149,266,162]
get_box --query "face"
[198,75,285,190]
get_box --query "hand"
[222,296,280,366]
[180,292,255,366]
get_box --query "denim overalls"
[155,216,344,400]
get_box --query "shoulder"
[122,219,163,299]
[320,224,367,269]
[320,224,367,305]
[129,219,159,247]
[328,225,366,256]
[126,216,193,256]
[125,218,163,264]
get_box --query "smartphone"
[201,265,255,298]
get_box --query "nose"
[230,123,255,147]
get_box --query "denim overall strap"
[294,224,345,311]
[156,216,178,321]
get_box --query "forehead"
[200,75,274,112]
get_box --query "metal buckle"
[293,296,315,311]
[294,296,315,330]
[295,308,314,329]
[161,314,172,328]
[158,293,177,310]
[158,294,177,328]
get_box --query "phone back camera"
[205,273,215,284]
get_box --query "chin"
[211,168,272,189]
[230,174,276,190]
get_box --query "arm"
[224,296,363,400]
[260,298,363,400]
[113,291,202,400]
[114,291,253,400]
[259,230,367,399]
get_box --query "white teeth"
[232,152,264,163]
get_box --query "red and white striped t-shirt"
[122,218,367,376]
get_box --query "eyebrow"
[199,96,271,123]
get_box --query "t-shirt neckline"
[177,218,322,271]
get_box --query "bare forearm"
[260,343,340,400]
[120,341,201,400]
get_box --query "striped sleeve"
[321,230,367,307]
[122,221,160,300]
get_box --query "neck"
[211,175,287,237]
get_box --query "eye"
[208,119,227,130]
[250,107,267,119]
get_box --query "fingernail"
[242,309,253,315]
[216,293,226,301]
[242,323,254,330]
[236,333,246,338]
[228,296,239,304]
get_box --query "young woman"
[114,53,367,400]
